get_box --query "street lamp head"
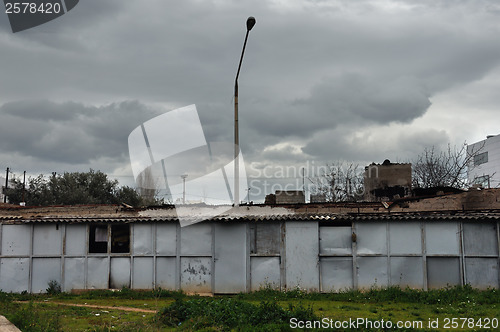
[246,16,256,31]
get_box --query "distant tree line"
[5,169,160,207]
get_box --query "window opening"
[89,225,108,253]
[111,224,130,253]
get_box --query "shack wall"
[0,220,498,293]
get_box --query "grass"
[0,286,498,331]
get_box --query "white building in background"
[467,134,500,188]
[0,176,5,203]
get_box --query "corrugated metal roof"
[2,211,500,223]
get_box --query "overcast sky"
[1,0,499,202]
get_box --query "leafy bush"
[46,280,61,295]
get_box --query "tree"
[411,143,482,189]
[6,170,150,207]
[308,161,364,202]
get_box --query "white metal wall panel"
[1,224,31,256]
[110,257,130,289]
[64,258,85,291]
[33,224,62,256]
[65,225,86,256]
[180,257,212,293]
[214,223,246,293]
[357,257,388,288]
[390,257,424,288]
[319,227,352,255]
[285,222,319,291]
[0,258,29,292]
[426,222,460,255]
[463,223,498,256]
[133,257,154,289]
[87,257,109,289]
[180,223,212,255]
[389,222,421,255]
[32,258,61,293]
[156,224,177,255]
[133,224,153,255]
[356,223,387,255]
[320,257,353,292]
[250,257,280,291]
[427,257,460,289]
[465,258,499,289]
[156,257,176,289]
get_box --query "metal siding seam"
[318,223,322,292]
[153,223,157,290]
[421,221,427,291]
[211,223,215,294]
[61,224,65,292]
[459,221,465,286]
[175,222,181,291]
[280,222,286,290]
[497,221,500,288]
[130,224,134,289]
[352,221,358,290]
[28,223,33,293]
[246,222,251,293]
[85,225,89,289]
[387,221,391,286]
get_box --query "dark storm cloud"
[0,100,162,164]
[1,0,500,188]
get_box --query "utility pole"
[22,171,26,204]
[181,174,188,204]
[3,167,9,203]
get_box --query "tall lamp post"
[234,16,256,207]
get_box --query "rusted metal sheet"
[156,223,177,255]
[180,257,211,293]
[63,257,85,291]
[214,223,246,293]
[133,257,154,289]
[250,257,280,291]
[180,223,211,255]
[356,222,387,255]
[1,224,31,256]
[426,222,460,255]
[427,257,460,289]
[133,224,153,255]
[389,222,421,255]
[463,223,498,255]
[465,258,499,289]
[33,224,62,256]
[110,257,130,289]
[87,257,109,289]
[285,222,319,291]
[65,225,86,255]
[390,257,423,288]
[320,257,353,292]
[357,257,388,289]
[319,226,352,255]
[156,257,176,289]
[32,258,61,293]
[0,258,29,292]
